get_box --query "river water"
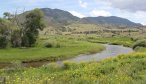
[62,44,133,63]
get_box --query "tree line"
[0,9,45,48]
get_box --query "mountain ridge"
[18,8,143,27]
[80,16,142,26]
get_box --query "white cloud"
[120,11,146,25]
[94,0,146,12]
[90,9,112,17]
[69,11,86,18]
[78,0,88,8]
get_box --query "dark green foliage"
[0,36,8,48]
[0,18,11,36]
[22,9,45,47]
[44,42,61,48]
[0,18,12,48]
[0,9,45,48]
[11,29,22,47]
[45,43,53,48]
[132,39,146,49]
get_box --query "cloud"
[78,0,88,8]
[119,11,146,25]
[13,0,46,4]
[93,0,146,24]
[90,9,112,17]
[107,0,146,12]
[69,11,86,18]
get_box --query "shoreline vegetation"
[0,35,135,63]
[0,35,105,63]
[0,34,143,68]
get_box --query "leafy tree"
[11,29,22,47]
[22,9,45,47]
[0,35,9,48]
[0,18,12,48]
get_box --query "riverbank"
[0,36,105,68]
[0,35,135,68]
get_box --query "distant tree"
[3,12,13,20]
[22,9,45,47]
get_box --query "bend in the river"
[60,44,133,63]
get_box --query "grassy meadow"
[0,52,146,84]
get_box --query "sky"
[0,0,146,25]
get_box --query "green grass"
[87,36,134,47]
[0,36,105,62]
[0,52,146,84]
[135,47,146,52]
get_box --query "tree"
[22,9,45,47]
[0,18,12,48]
[11,29,22,47]
[3,12,13,20]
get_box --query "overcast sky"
[0,0,146,25]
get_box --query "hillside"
[41,8,79,27]
[80,16,142,27]
[41,8,142,27]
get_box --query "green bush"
[45,42,61,48]
[0,35,8,48]
[55,43,61,48]
[132,39,146,49]
[45,42,53,48]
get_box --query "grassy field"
[86,36,134,47]
[0,52,146,84]
[0,35,105,62]
[135,47,146,52]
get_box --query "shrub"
[132,39,146,49]
[45,42,61,48]
[55,43,61,48]
[45,42,53,48]
[0,35,8,48]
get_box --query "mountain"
[80,16,142,27]
[18,8,142,27]
[40,8,142,27]
[40,8,79,27]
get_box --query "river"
[58,44,133,63]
